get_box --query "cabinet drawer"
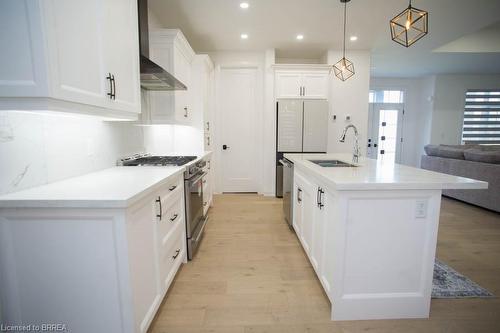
[158,219,184,290]
[158,175,183,203]
[157,195,183,245]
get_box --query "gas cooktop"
[121,155,197,166]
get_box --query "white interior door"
[219,68,258,192]
[367,103,404,163]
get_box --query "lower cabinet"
[0,173,185,333]
[292,169,333,296]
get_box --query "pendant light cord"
[343,1,346,58]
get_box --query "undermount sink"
[309,159,357,167]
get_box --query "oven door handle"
[186,171,207,186]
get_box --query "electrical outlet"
[415,200,427,218]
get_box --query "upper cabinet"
[274,65,331,100]
[141,29,195,125]
[0,0,141,119]
[191,54,215,150]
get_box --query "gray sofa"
[421,144,500,213]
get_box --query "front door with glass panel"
[367,103,404,163]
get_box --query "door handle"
[111,74,116,100]
[319,188,325,209]
[156,196,162,220]
[106,73,113,99]
[223,144,229,150]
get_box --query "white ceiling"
[149,0,500,77]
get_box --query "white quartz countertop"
[284,153,488,191]
[0,166,185,209]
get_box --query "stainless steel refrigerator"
[276,99,328,197]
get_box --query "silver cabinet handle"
[169,185,177,191]
[184,107,188,117]
[172,249,181,259]
[297,188,302,203]
[303,86,305,96]
[170,214,178,222]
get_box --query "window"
[462,90,500,145]
[369,90,404,104]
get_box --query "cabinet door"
[295,172,314,255]
[311,187,326,273]
[173,48,191,123]
[127,195,161,333]
[0,0,48,97]
[302,73,329,99]
[45,0,108,108]
[292,183,303,234]
[102,0,141,114]
[276,73,302,98]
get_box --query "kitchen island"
[284,153,487,321]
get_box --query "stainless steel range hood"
[138,0,187,91]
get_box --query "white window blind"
[462,89,500,145]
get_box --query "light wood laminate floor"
[149,194,500,333]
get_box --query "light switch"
[415,200,427,218]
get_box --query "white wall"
[430,74,500,145]
[0,112,144,195]
[325,51,371,155]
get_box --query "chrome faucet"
[339,124,360,163]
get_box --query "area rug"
[432,260,494,298]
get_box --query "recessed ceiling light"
[296,34,304,40]
[350,36,358,41]
[240,2,249,9]
[240,33,248,39]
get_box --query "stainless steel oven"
[185,170,208,260]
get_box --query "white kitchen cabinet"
[275,73,303,98]
[293,172,314,254]
[275,66,331,99]
[0,0,141,119]
[293,169,334,296]
[142,29,195,125]
[202,156,214,214]
[191,54,215,151]
[0,172,185,333]
[302,73,329,99]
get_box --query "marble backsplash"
[0,112,145,195]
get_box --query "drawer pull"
[203,202,207,207]
[169,185,177,191]
[156,196,162,220]
[170,214,179,222]
[172,249,181,259]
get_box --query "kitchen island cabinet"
[285,153,487,321]
[0,167,185,333]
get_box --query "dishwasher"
[279,158,294,229]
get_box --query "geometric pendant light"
[333,0,355,81]
[390,0,428,47]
